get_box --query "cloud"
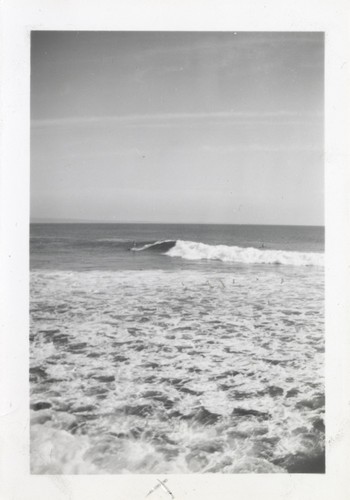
[32,110,323,129]
[201,144,323,153]
[135,33,323,58]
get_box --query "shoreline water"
[30,264,324,474]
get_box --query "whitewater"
[133,239,324,267]
[30,266,324,474]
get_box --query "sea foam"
[165,240,324,267]
[30,268,324,473]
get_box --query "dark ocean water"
[30,223,325,474]
[30,223,324,271]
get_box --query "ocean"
[30,223,325,474]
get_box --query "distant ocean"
[30,223,325,473]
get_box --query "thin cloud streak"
[32,110,323,129]
[135,34,324,59]
[201,144,323,153]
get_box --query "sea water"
[30,223,324,474]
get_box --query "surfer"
[129,241,136,251]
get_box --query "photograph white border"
[1,0,349,498]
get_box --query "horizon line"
[30,219,325,228]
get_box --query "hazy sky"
[31,32,324,224]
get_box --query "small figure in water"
[261,243,265,248]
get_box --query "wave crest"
[165,240,324,267]
[131,240,176,252]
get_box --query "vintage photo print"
[30,31,325,474]
[1,1,349,499]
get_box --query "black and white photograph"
[29,31,326,475]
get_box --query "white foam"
[165,240,324,267]
[30,268,324,473]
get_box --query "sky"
[31,31,324,225]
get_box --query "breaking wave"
[164,240,324,267]
[131,240,176,252]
